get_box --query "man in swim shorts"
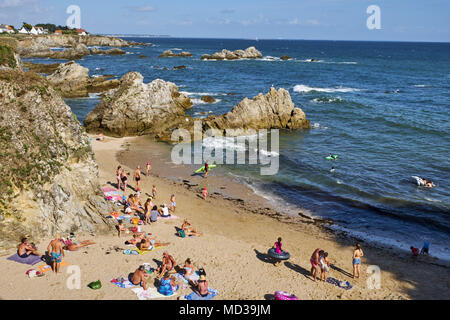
[156,251,177,279]
[134,166,142,189]
[130,265,148,290]
[47,235,64,274]
[17,238,41,258]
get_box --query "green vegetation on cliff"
[0,45,17,68]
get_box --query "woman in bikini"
[183,258,199,283]
[144,198,152,224]
[181,220,202,237]
[64,240,96,251]
[352,243,364,279]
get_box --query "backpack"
[177,230,186,238]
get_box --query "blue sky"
[0,0,449,42]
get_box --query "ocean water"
[25,38,450,259]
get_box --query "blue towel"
[7,253,43,265]
[185,289,218,300]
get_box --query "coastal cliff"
[0,70,116,250]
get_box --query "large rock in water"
[159,50,192,58]
[200,87,310,135]
[46,61,120,98]
[201,46,263,60]
[84,72,193,137]
[0,70,116,250]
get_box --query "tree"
[22,22,32,31]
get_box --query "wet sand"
[0,135,448,300]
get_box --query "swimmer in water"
[330,167,335,173]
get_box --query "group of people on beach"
[17,235,95,274]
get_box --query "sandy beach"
[1,135,449,300]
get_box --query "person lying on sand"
[182,220,202,237]
[156,251,177,279]
[310,248,323,282]
[125,234,145,245]
[17,237,41,258]
[96,133,104,141]
[130,265,149,290]
[137,237,170,251]
[64,240,96,251]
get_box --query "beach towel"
[131,287,179,300]
[157,215,178,221]
[123,249,139,255]
[185,289,218,300]
[110,278,137,289]
[326,277,353,290]
[7,253,43,265]
[38,261,70,273]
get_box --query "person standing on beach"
[146,161,151,176]
[352,244,364,279]
[116,166,122,190]
[121,171,129,193]
[134,166,142,190]
[152,185,157,199]
[169,194,176,213]
[47,236,64,274]
[320,252,330,282]
[310,248,323,282]
[204,162,209,178]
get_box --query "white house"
[29,26,38,35]
[0,24,14,34]
[18,27,29,34]
[34,26,44,34]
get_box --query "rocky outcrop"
[201,95,216,103]
[23,62,60,74]
[280,55,292,61]
[46,61,119,98]
[201,46,262,60]
[49,43,91,60]
[0,69,116,250]
[159,50,192,58]
[90,47,126,55]
[200,87,310,135]
[173,65,187,70]
[14,34,132,58]
[84,72,193,137]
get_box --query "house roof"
[76,29,86,33]
[55,30,63,33]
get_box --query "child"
[146,162,151,176]
[410,246,419,257]
[202,188,208,200]
[273,237,283,266]
[152,185,157,199]
[117,220,128,238]
[320,252,330,281]
[136,187,141,198]
[169,194,176,213]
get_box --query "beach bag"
[88,280,102,290]
[177,230,186,238]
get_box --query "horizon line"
[100,34,450,44]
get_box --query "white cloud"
[0,0,38,8]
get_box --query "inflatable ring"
[274,290,298,300]
[268,248,290,260]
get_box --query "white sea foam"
[202,136,247,151]
[294,85,361,93]
[254,148,279,157]
[181,91,226,97]
[170,48,183,51]
[413,84,429,87]
[191,98,222,105]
